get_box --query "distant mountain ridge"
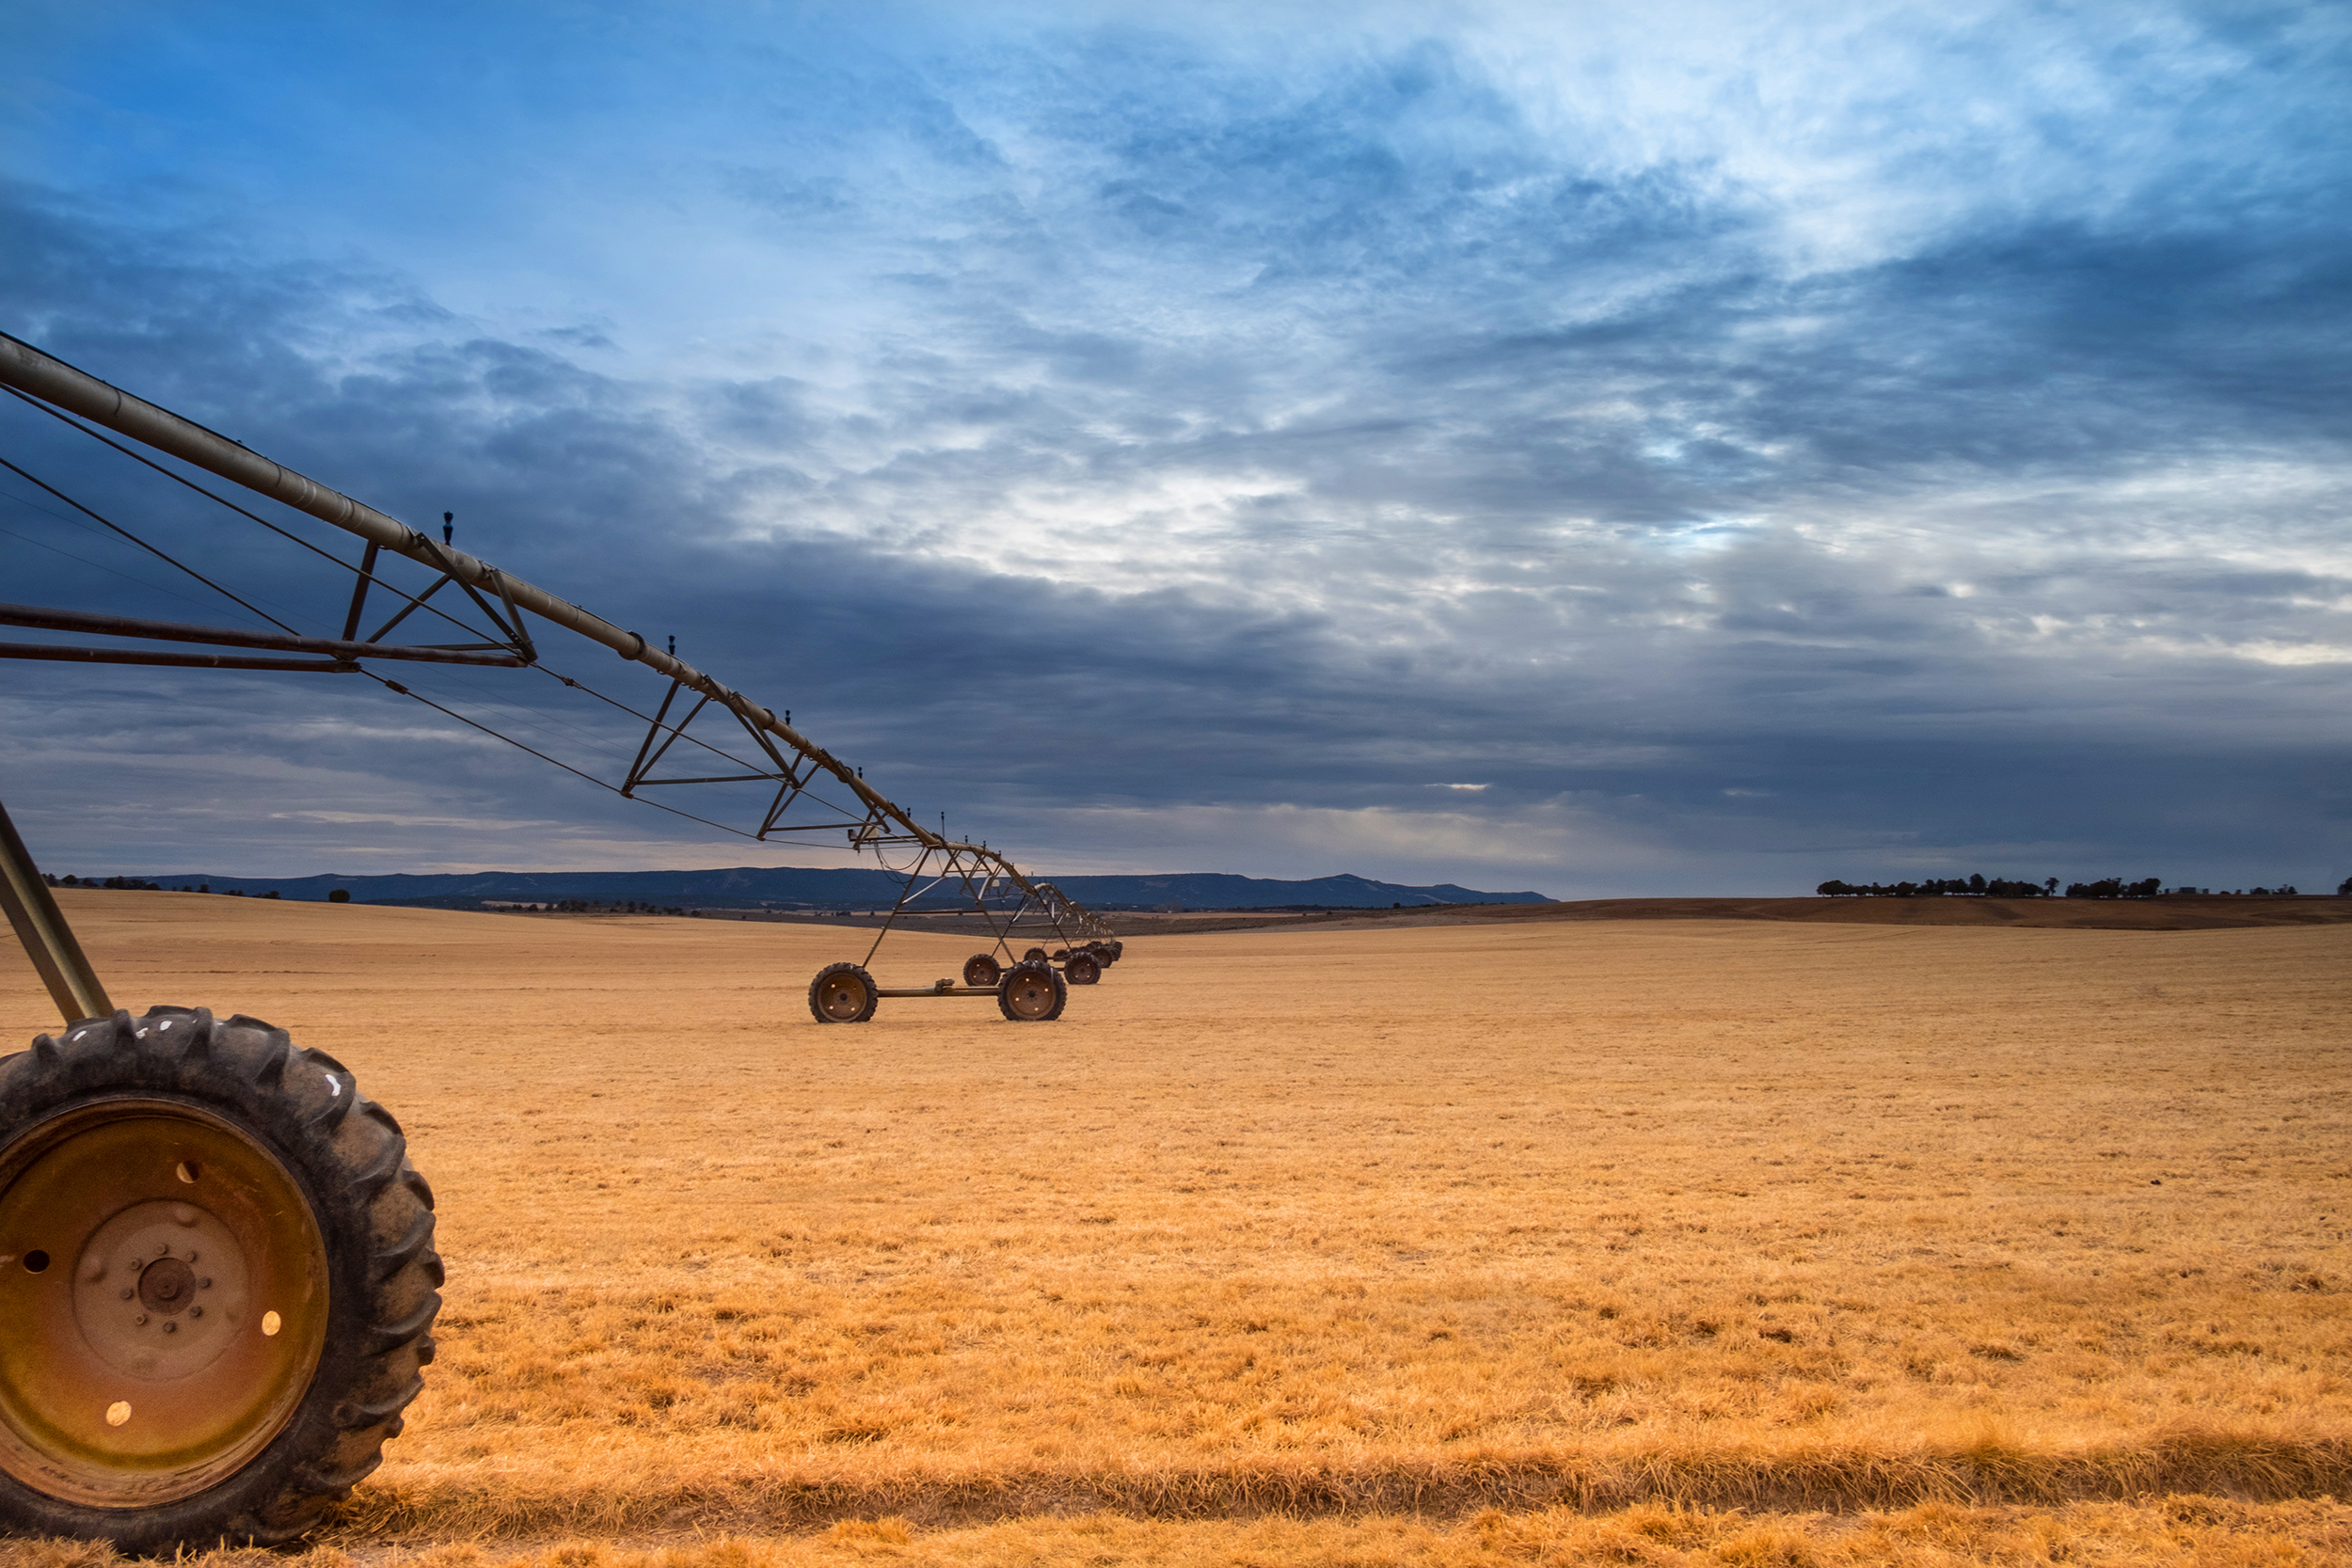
[120,866,1552,911]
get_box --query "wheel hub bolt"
[133,1313,148,1326]
[135,1255,199,1318]
[198,1277,212,1290]
[189,1305,202,1319]
[118,1288,134,1300]
[162,1322,177,1334]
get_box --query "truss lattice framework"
[0,331,1111,944]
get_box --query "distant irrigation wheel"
[807,962,879,1023]
[997,961,1068,1022]
[0,1006,440,1551]
[1063,951,1102,986]
[961,953,1004,989]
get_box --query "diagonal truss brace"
[0,329,1115,943]
[620,678,895,844]
[866,845,1098,965]
[341,538,538,663]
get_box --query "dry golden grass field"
[5,890,2350,1565]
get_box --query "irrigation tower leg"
[0,793,113,1024]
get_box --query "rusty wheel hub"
[0,1102,328,1508]
[77,1201,247,1373]
[816,976,868,1021]
[1002,969,1057,1020]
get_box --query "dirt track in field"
[4,891,2349,1561]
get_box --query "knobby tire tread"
[0,1006,440,1550]
[996,961,1069,1022]
[806,962,878,1023]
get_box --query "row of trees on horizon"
[45,874,283,898]
[1815,875,2332,898]
[38,876,707,915]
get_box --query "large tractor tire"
[0,1006,440,1551]
[1062,951,1102,986]
[961,953,1003,989]
[807,963,879,1023]
[997,961,1067,1022]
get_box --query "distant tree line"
[1817,875,2313,899]
[38,879,703,912]
[1817,875,2057,897]
[2058,879,2305,898]
[2063,878,2168,899]
[42,875,273,896]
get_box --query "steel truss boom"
[0,331,1108,942]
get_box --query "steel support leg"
[0,793,113,1024]
[862,848,933,969]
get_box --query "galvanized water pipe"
[0,332,1105,935]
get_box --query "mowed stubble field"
[4,890,2350,1567]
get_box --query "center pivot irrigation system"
[0,331,1120,1548]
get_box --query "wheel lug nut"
[134,1313,148,1326]
[189,1306,203,1319]
[154,1243,168,1257]
[198,1277,212,1290]
[162,1322,177,1334]
[119,1288,134,1301]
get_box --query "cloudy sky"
[3,0,2347,895]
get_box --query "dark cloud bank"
[3,6,2348,895]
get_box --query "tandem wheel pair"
[806,939,1123,1024]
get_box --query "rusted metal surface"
[0,643,358,671]
[0,1103,327,1506]
[0,603,526,667]
[998,967,1062,1021]
[0,796,111,1025]
[810,971,875,1022]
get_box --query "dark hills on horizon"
[114,866,1553,912]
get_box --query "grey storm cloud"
[3,2,2349,894]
